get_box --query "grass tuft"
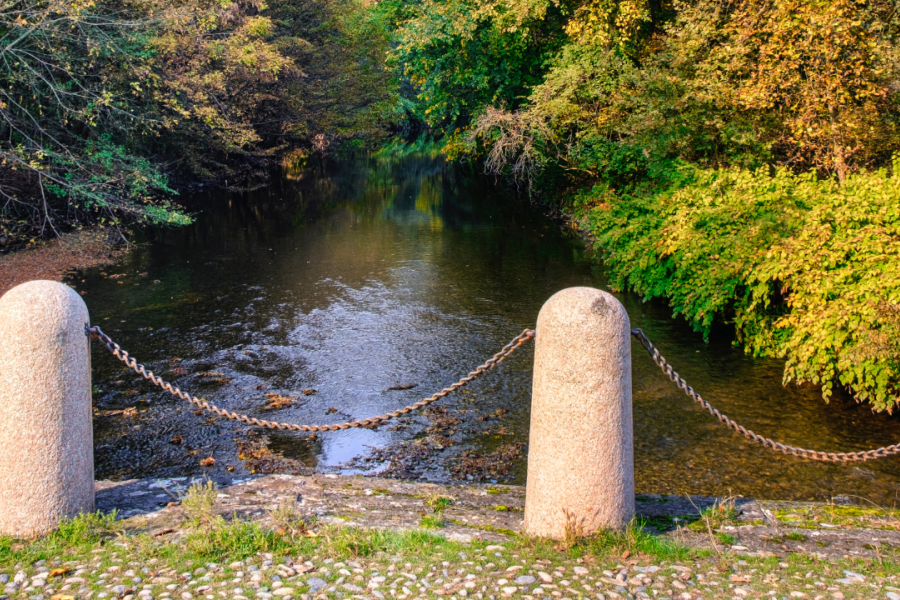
[420,514,445,529]
[268,501,311,539]
[184,520,292,560]
[688,498,739,533]
[425,494,453,513]
[181,481,219,528]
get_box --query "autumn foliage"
[393,0,900,409]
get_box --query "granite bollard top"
[0,280,94,537]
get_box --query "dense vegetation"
[391,0,900,410]
[0,0,393,238]
[2,0,899,410]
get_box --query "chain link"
[631,328,900,463]
[86,325,535,433]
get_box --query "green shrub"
[585,160,900,410]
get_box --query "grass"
[424,494,453,514]
[714,532,737,545]
[580,521,697,562]
[420,493,454,528]
[268,501,312,539]
[182,520,294,560]
[0,513,706,567]
[0,510,119,564]
[419,514,446,529]
[1,505,900,600]
[770,501,900,531]
[181,481,219,528]
[687,498,738,533]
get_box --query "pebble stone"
[0,541,894,600]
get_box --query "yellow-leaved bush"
[583,161,900,411]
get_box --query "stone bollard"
[0,280,94,536]
[524,287,634,539]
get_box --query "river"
[75,148,900,505]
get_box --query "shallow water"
[77,151,900,504]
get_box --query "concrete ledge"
[95,475,899,560]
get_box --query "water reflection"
[77,150,900,504]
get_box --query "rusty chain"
[86,325,535,432]
[85,321,898,461]
[631,328,900,463]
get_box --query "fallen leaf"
[170,435,183,444]
[621,551,630,559]
[262,393,296,410]
[49,568,69,577]
[386,383,418,391]
[51,595,75,600]
[326,407,338,414]
[302,388,316,395]
[153,528,174,537]
[199,457,215,467]
[225,465,235,472]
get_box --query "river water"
[75,149,900,505]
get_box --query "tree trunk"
[828,104,847,183]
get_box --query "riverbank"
[3,474,898,600]
[97,474,900,561]
[0,228,125,297]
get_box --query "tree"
[392,0,568,129]
[0,0,396,239]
